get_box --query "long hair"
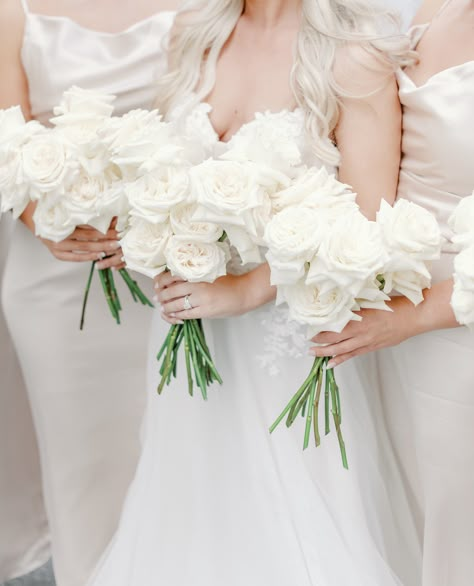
[156,0,415,166]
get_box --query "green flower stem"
[303,375,319,450]
[183,322,194,396]
[313,374,323,447]
[188,325,207,401]
[156,328,173,363]
[80,261,96,330]
[107,268,122,314]
[188,323,223,384]
[157,325,180,394]
[329,372,348,469]
[98,268,120,324]
[324,370,330,436]
[118,268,154,307]
[286,384,311,427]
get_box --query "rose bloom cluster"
[449,192,474,329]
[265,190,442,339]
[0,87,182,243]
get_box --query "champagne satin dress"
[0,2,174,584]
[376,13,474,586]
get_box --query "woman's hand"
[154,272,250,324]
[310,296,422,368]
[41,224,124,270]
[154,264,277,325]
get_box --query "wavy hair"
[156,0,415,165]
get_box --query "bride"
[89,1,420,584]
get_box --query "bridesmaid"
[0,0,178,584]
[312,1,474,585]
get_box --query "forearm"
[414,279,458,335]
[240,263,276,313]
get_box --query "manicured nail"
[327,360,336,369]
[110,241,121,250]
[97,252,107,260]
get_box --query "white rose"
[381,269,431,306]
[165,236,229,283]
[449,193,474,248]
[223,110,304,171]
[105,109,182,178]
[170,203,223,242]
[33,194,75,242]
[307,211,387,296]
[271,166,355,214]
[451,284,474,330]
[0,106,26,143]
[453,244,474,290]
[377,198,442,263]
[21,132,75,198]
[127,168,189,223]
[264,206,325,285]
[355,277,391,311]
[0,157,29,217]
[281,279,358,336]
[121,217,171,278]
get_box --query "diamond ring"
[183,295,193,311]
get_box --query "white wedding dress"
[89,102,420,586]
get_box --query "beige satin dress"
[0,2,174,585]
[377,19,474,586]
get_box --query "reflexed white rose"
[0,157,29,217]
[377,198,442,262]
[105,110,182,178]
[307,211,387,296]
[121,218,171,278]
[449,193,474,248]
[0,106,26,143]
[282,280,358,336]
[51,87,115,144]
[453,244,474,290]
[451,282,474,331]
[33,194,74,242]
[382,269,431,306]
[355,277,391,311]
[170,203,223,242]
[21,133,74,197]
[271,166,354,214]
[165,236,229,283]
[190,159,265,227]
[127,168,189,222]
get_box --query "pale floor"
[1,561,55,586]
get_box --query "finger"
[162,295,200,315]
[310,337,366,358]
[52,239,120,253]
[51,251,102,263]
[160,310,184,325]
[326,346,371,368]
[154,272,185,291]
[157,282,193,304]
[96,251,125,270]
[167,307,203,321]
[312,331,351,345]
[73,227,118,241]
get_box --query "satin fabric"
[377,22,474,586]
[0,7,175,585]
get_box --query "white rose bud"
[33,194,75,242]
[165,236,229,283]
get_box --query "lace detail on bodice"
[256,305,308,377]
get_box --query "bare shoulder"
[333,43,398,99]
[0,0,25,46]
[411,0,446,26]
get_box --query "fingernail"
[170,313,176,318]
[97,252,106,260]
[327,360,336,369]
[154,283,160,291]
[176,320,184,325]
[111,242,121,250]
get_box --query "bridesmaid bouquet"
[265,192,443,468]
[449,192,474,329]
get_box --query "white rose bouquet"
[266,186,442,468]
[449,192,474,330]
[121,164,228,398]
[0,87,161,329]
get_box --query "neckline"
[399,59,474,92]
[25,10,175,37]
[198,100,303,145]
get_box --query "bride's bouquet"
[449,192,474,330]
[265,189,443,468]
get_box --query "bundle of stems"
[80,260,153,330]
[156,318,222,399]
[269,357,348,469]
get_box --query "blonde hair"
[157,0,415,166]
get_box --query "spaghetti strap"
[19,0,29,14]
